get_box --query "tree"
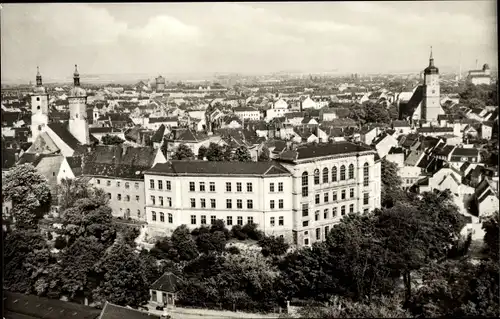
[92,241,150,308]
[482,211,499,259]
[101,134,124,145]
[233,146,252,162]
[171,225,199,261]
[197,145,207,160]
[172,144,195,160]
[2,163,51,229]
[364,101,390,124]
[258,146,270,161]
[258,236,289,257]
[205,143,225,161]
[57,178,108,210]
[241,222,264,241]
[230,224,248,240]
[380,158,403,208]
[222,145,233,161]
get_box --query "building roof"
[4,291,101,319]
[451,147,479,157]
[279,141,374,162]
[66,156,83,176]
[48,122,83,150]
[233,106,258,112]
[89,127,122,134]
[35,155,64,191]
[392,120,410,127]
[146,160,291,177]
[169,128,208,142]
[150,124,166,143]
[98,302,160,319]
[149,116,178,124]
[2,148,18,170]
[151,272,182,293]
[399,85,423,119]
[417,127,453,134]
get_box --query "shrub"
[258,236,289,257]
[227,246,240,255]
[54,236,67,250]
[231,225,248,240]
[242,222,264,241]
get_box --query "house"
[89,127,125,142]
[450,147,481,167]
[150,272,182,307]
[392,120,412,136]
[473,178,499,218]
[144,116,178,131]
[300,96,317,110]
[284,112,305,126]
[417,126,456,137]
[359,126,380,145]
[463,124,480,138]
[386,147,405,168]
[467,63,491,86]
[480,122,493,140]
[372,132,398,159]
[399,165,423,190]
[233,106,260,121]
[221,115,243,129]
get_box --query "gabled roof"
[66,156,83,176]
[279,141,373,162]
[417,127,454,133]
[451,147,479,157]
[89,127,122,134]
[48,122,83,150]
[170,128,208,142]
[146,160,291,177]
[98,302,160,319]
[149,116,178,124]
[151,272,182,293]
[392,120,410,127]
[151,124,166,143]
[399,85,423,119]
[35,155,65,191]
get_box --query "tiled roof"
[170,128,208,142]
[47,122,82,150]
[435,145,455,157]
[233,106,258,112]
[319,118,357,128]
[149,116,178,124]
[2,148,18,170]
[4,291,101,319]
[399,85,423,119]
[451,147,479,157]
[392,120,410,127]
[35,155,64,191]
[89,127,121,134]
[151,124,166,143]
[66,156,83,176]
[146,160,291,177]
[151,272,182,292]
[417,127,453,133]
[279,141,373,162]
[83,145,158,179]
[284,112,305,119]
[98,302,160,319]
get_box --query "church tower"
[30,66,49,142]
[68,64,90,145]
[421,47,444,123]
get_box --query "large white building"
[144,142,382,247]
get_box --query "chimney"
[14,152,19,162]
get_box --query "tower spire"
[429,46,434,67]
[36,66,42,86]
[73,64,80,87]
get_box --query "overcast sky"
[1,1,497,81]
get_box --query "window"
[189,182,195,192]
[364,193,369,205]
[315,210,320,221]
[270,183,275,192]
[341,189,346,200]
[125,195,130,202]
[279,199,284,209]
[304,238,309,245]
[237,216,243,225]
[314,169,320,185]
[279,216,284,226]
[324,192,329,203]
[125,182,129,189]
[167,197,172,207]
[117,181,121,187]
[137,210,141,219]
[237,199,243,209]
[340,165,346,180]
[270,217,275,226]
[97,179,101,185]
[226,182,232,192]
[166,181,171,190]
[200,182,205,192]
[302,203,309,217]
[152,291,157,302]
[227,216,233,226]
[136,195,140,202]
[210,182,215,192]
[107,180,111,186]
[117,194,122,201]
[278,182,283,192]
[314,194,319,204]
[247,183,253,192]
[332,166,337,182]
[201,215,207,224]
[37,97,40,102]
[157,196,162,206]
[151,196,155,205]
[325,226,330,236]
[152,211,156,221]
[247,199,253,209]
[341,205,346,215]
[332,191,337,201]
[349,204,354,213]
[316,228,321,240]
[190,198,196,208]
[158,180,163,190]
[107,193,112,199]
[363,163,369,186]
[160,212,165,222]
[248,216,253,224]
[150,180,155,189]
[348,164,354,179]
[302,172,309,197]
[226,199,232,209]
[135,182,140,189]
[333,207,338,217]
[269,200,275,209]
[364,208,369,214]
[303,220,309,227]
[211,199,216,208]
[323,167,329,183]
[237,182,242,192]
[168,213,173,223]
[201,198,206,208]
[350,188,355,198]
[191,215,196,225]
[324,209,329,219]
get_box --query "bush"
[226,246,240,255]
[47,231,53,241]
[258,236,289,257]
[54,236,67,249]
[231,225,248,240]
[242,222,264,241]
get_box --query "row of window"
[302,163,369,196]
[302,203,355,219]
[109,193,141,202]
[98,179,140,189]
[150,196,173,207]
[150,180,172,191]
[313,191,370,205]
[151,211,173,223]
[191,182,254,193]
[190,215,259,226]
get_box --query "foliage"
[258,146,270,161]
[171,225,199,261]
[258,236,289,257]
[54,235,67,250]
[205,143,225,161]
[58,178,108,210]
[482,211,499,259]
[241,222,264,241]
[101,134,124,145]
[459,83,498,107]
[150,236,179,262]
[364,101,391,124]
[226,246,240,255]
[230,224,248,240]
[197,145,207,160]
[233,146,252,162]
[2,163,51,229]
[172,143,195,160]
[380,158,403,208]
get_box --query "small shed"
[150,272,182,307]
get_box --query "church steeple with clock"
[68,64,90,145]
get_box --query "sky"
[1,1,497,82]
